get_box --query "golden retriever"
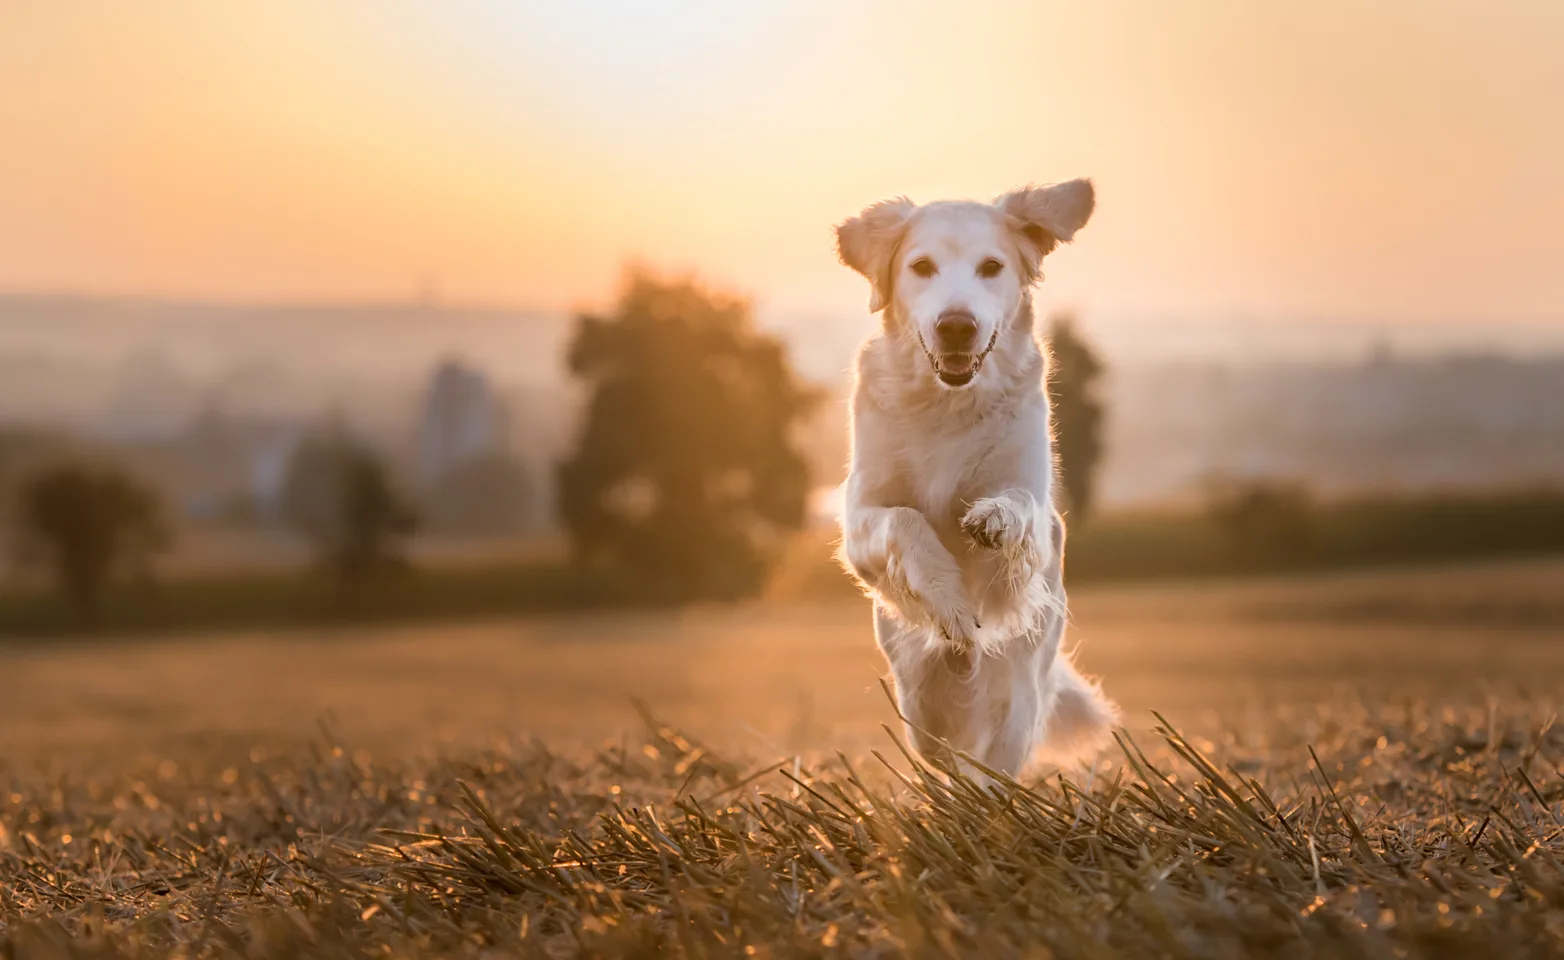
[835,179,1118,780]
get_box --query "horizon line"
[1,287,1562,340]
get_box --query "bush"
[8,461,170,610]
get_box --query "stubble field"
[4,558,1564,957]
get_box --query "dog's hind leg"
[967,644,1052,780]
[873,605,982,772]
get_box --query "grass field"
[4,558,1564,956]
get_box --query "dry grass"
[8,696,1564,957]
[6,560,1564,957]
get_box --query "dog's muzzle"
[919,327,1001,388]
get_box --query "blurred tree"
[558,272,819,598]
[281,427,417,578]
[10,461,170,609]
[1046,313,1107,519]
[0,429,57,539]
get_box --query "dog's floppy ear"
[836,197,915,313]
[998,179,1094,280]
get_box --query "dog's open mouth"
[933,355,979,387]
[922,328,1001,388]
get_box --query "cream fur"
[834,179,1118,780]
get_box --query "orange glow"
[1,2,1562,324]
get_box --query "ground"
[4,558,1564,956]
[6,558,1562,769]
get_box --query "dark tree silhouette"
[10,462,169,609]
[281,428,417,578]
[558,273,818,598]
[1046,313,1107,519]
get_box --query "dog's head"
[835,180,1094,389]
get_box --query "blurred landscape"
[4,292,1563,600]
[7,292,1564,519]
[4,2,1564,955]
[6,279,1564,957]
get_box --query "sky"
[2,1,1562,331]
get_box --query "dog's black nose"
[934,310,979,352]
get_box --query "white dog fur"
[835,179,1119,780]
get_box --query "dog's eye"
[909,258,937,278]
[977,258,1005,279]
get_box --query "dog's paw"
[963,495,1056,606]
[883,549,980,646]
[961,496,1031,553]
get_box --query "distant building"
[106,397,309,523]
[417,358,505,485]
[248,424,304,518]
[1098,353,1564,505]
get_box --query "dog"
[834,179,1118,781]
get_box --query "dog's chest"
[896,422,993,527]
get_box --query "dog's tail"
[1040,654,1120,763]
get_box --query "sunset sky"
[2,1,1562,328]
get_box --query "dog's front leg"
[960,489,1056,603]
[842,505,979,646]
